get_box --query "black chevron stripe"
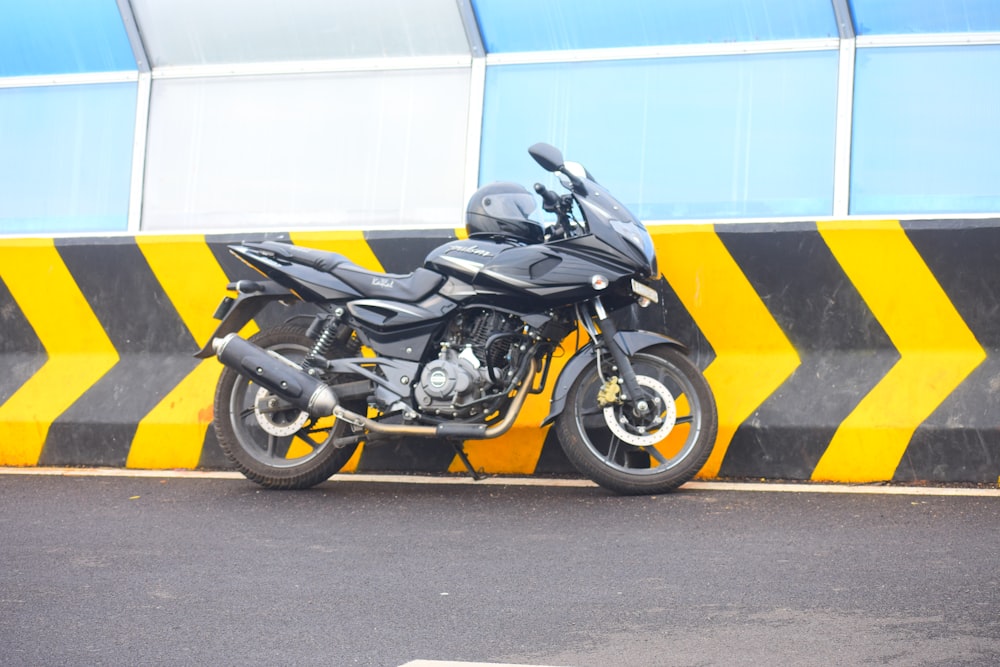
[716,222,898,479]
[653,274,716,371]
[40,239,198,466]
[364,229,457,273]
[533,428,574,474]
[897,220,1000,483]
[0,276,47,407]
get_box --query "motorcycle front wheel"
[213,324,363,490]
[555,345,718,495]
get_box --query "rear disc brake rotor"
[253,387,310,437]
[602,375,676,447]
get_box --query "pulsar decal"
[446,244,495,258]
[371,277,395,289]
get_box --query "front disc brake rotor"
[603,375,676,447]
[253,387,310,437]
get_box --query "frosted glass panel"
[0,0,135,77]
[472,0,837,53]
[0,83,136,234]
[480,52,839,220]
[851,46,1000,215]
[130,0,470,67]
[141,70,470,231]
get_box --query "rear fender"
[541,330,687,426]
[194,280,298,358]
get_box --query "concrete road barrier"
[1,220,998,485]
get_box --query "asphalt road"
[1,472,998,667]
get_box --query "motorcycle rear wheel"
[556,345,717,495]
[213,324,363,489]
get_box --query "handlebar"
[535,182,576,241]
[533,183,561,212]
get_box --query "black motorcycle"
[196,143,717,495]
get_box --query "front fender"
[541,330,687,426]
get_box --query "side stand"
[451,442,485,481]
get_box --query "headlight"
[609,219,644,251]
[610,219,656,267]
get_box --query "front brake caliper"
[596,376,622,407]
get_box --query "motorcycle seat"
[245,241,444,301]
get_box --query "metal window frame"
[856,31,1000,48]
[456,0,487,211]
[831,0,855,217]
[117,0,151,233]
[484,38,841,67]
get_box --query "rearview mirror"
[528,143,564,173]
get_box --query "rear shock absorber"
[304,309,345,374]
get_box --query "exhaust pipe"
[330,359,537,441]
[212,333,338,416]
[214,334,537,441]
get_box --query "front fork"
[577,298,651,417]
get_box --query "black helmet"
[465,182,544,244]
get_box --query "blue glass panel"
[480,51,838,220]
[850,0,1000,35]
[0,83,137,234]
[472,0,837,53]
[0,0,135,77]
[851,46,1000,215]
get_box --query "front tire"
[213,324,363,489]
[555,345,717,495]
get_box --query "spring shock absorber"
[304,309,344,374]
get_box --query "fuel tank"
[424,236,634,306]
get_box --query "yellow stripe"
[653,225,800,477]
[813,220,985,482]
[0,239,118,465]
[128,235,240,469]
[135,235,244,345]
[127,360,223,469]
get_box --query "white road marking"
[400,662,568,667]
[0,467,996,496]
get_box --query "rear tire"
[213,324,363,489]
[555,345,717,495]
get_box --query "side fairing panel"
[426,235,636,307]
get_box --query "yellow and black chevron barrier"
[1,220,998,485]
